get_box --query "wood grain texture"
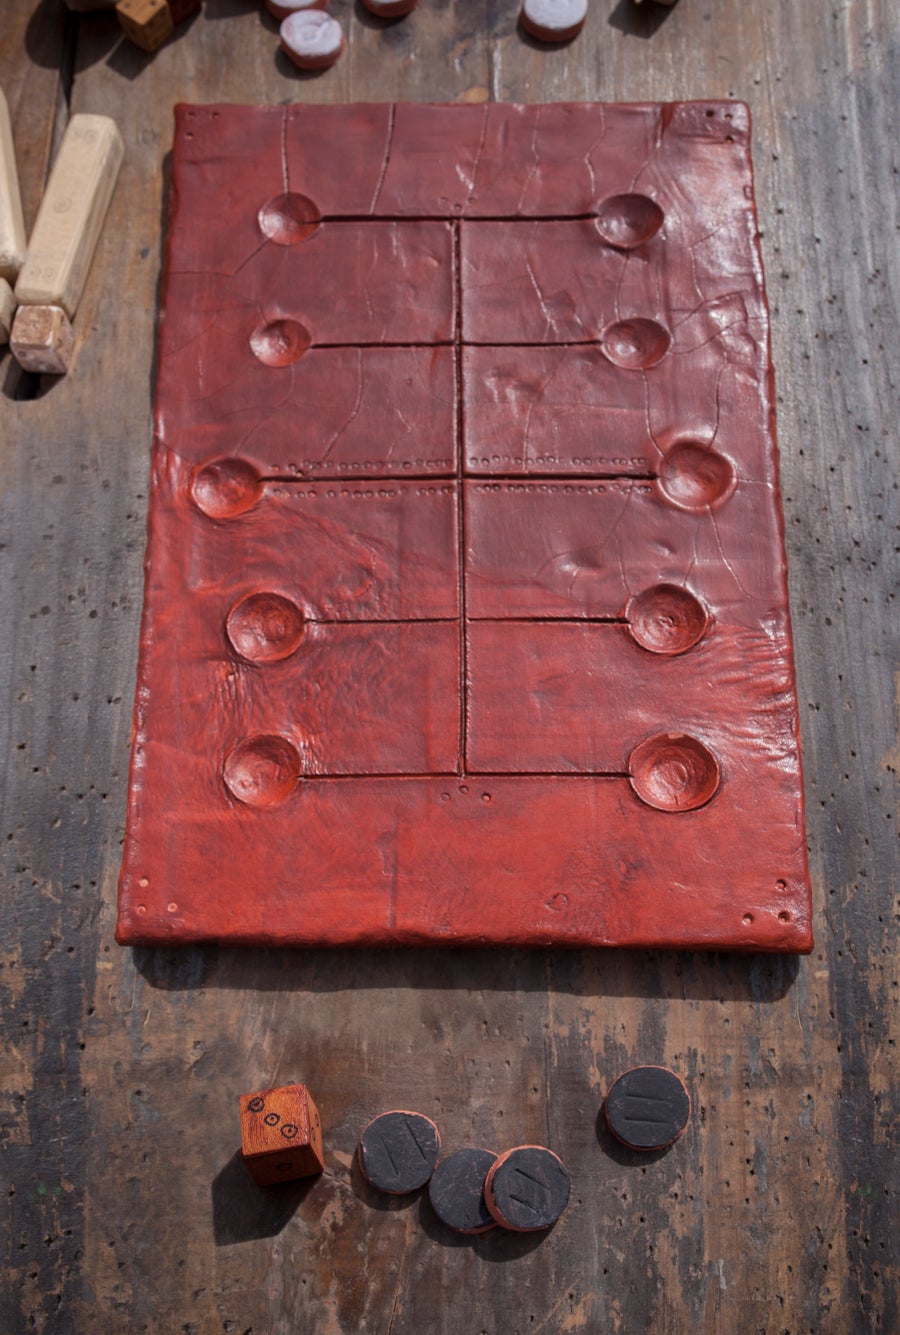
[0,0,896,1331]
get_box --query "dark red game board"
[117,101,812,951]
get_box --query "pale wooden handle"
[0,277,15,343]
[0,87,27,283]
[14,113,123,319]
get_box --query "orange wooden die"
[239,1083,324,1187]
[115,0,174,51]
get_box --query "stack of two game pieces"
[358,1111,570,1236]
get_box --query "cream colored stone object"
[0,87,27,282]
[0,276,16,343]
[15,114,123,319]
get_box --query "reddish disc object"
[362,0,418,16]
[604,1066,691,1150]
[279,10,343,68]
[519,0,587,43]
[358,1111,441,1193]
[485,1146,570,1232]
[428,1148,498,1234]
[265,0,327,23]
[116,101,812,953]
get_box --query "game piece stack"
[358,1110,571,1236]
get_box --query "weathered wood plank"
[0,0,896,1331]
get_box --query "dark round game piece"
[357,1110,441,1194]
[604,1065,691,1150]
[484,1145,570,1232]
[428,1148,498,1235]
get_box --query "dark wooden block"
[484,1146,570,1232]
[357,1111,441,1194]
[239,1082,324,1187]
[604,1066,691,1150]
[427,1148,498,1234]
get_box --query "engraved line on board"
[453,215,468,777]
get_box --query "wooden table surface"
[1,2,896,1331]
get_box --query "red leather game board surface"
[117,101,812,951]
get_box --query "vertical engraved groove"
[280,105,290,194]
[453,217,467,776]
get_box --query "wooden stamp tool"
[12,113,123,374]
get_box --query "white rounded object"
[520,0,588,42]
[279,10,344,68]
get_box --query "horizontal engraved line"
[304,617,456,626]
[240,617,633,628]
[463,339,607,348]
[259,473,456,484]
[298,771,632,782]
[465,472,657,483]
[466,616,629,625]
[311,340,454,349]
[274,339,622,351]
[251,471,656,487]
[317,212,605,225]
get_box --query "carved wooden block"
[10,304,74,374]
[115,0,174,51]
[239,1082,324,1186]
[15,114,123,320]
[116,102,813,952]
[0,87,26,282]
